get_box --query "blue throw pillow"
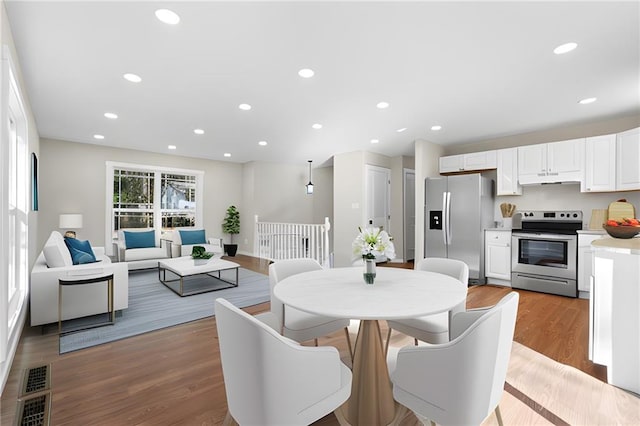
[179,229,206,245]
[124,230,156,249]
[64,238,98,265]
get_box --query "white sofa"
[167,228,224,258]
[116,228,171,270]
[31,231,129,327]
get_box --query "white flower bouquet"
[352,226,396,261]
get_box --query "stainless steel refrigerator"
[424,174,494,284]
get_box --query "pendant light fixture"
[305,160,314,195]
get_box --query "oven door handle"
[511,232,576,241]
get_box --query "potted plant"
[221,205,240,257]
[191,245,214,265]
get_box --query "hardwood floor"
[1,255,607,425]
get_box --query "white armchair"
[116,228,170,270]
[388,292,519,426]
[215,298,352,426]
[30,231,129,326]
[385,257,469,353]
[166,228,223,258]
[269,258,353,356]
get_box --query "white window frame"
[105,162,204,256]
[0,46,29,367]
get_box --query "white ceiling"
[5,1,639,166]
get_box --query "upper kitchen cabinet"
[616,127,640,191]
[582,134,616,192]
[439,150,496,174]
[518,138,584,185]
[496,148,522,195]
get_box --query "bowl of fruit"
[603,218,640,239]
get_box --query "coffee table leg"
[345,320,396,425]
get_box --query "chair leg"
[495,405,504,426]
[384,327,392,357]
[414,337,419,346]
[222,410,238,426]
[314,338,319,346]
[344,327,354,362]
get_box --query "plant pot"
[224,244,238,257]
[193,258,209,265]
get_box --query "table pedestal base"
[337,320,397,425]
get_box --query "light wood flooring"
[1,255,609,425]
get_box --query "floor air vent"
[20,365,51,396]
[15,394,51,426]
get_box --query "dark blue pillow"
[124,230,155,249]
[64,238,98,265]
[179,229,206,245]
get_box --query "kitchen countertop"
[485,228,512,231]
[577,229,607,235]
[592,236,640,254]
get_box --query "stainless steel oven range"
[511,210,582,298]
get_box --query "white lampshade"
[59,214,83,229]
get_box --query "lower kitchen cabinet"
[589,238,640,394]
[577,231,605,298]
[485,230,511,285]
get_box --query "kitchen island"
[590,237,640,394]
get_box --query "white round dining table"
[274,266,467,426]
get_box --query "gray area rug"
[58,267,270,353]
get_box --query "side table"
[58,273,115,335]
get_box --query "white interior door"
[403,169,415,262]
[365,165,390,232]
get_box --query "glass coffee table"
[158,257,240,297]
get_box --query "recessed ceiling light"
[224,153,231,157]
[396,128,407,133]
[579,97,597,104]
[431,125,442,131]
[123,73,142,83]
[239,103,252,111]
[168,145,177,150]
[104,112,118,119]
[371,139,379,144]
[93,134,104,140]
[258,140,268,146]
[194,128,204,135]
[298,68,315,78]
[554,42,578,55]
[155,9,180,25]
[376,102,390,109]
[312,123,323,129]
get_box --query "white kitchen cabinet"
[518,138,584,185]
[589,239,640,394]
[616,127,640,191]
[582,134,616,192]
[496,148,521,195]
[577,232,605,296]
[485,230,511,283]
[439,150,496,174]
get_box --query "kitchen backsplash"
[483,170,640,228]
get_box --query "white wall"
[444,114,640,155]
[333,151,412,267]
[241,161,316,255]
[38,139,243,251]
[0,0,40,392]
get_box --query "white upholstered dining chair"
[269,258,353,356]
[387,291,519,426]
[385,257,469,353]
[215,298,352,426]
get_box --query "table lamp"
[59,214,83,238]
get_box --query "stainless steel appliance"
[511,210,582,297]
[424,174,494,284]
